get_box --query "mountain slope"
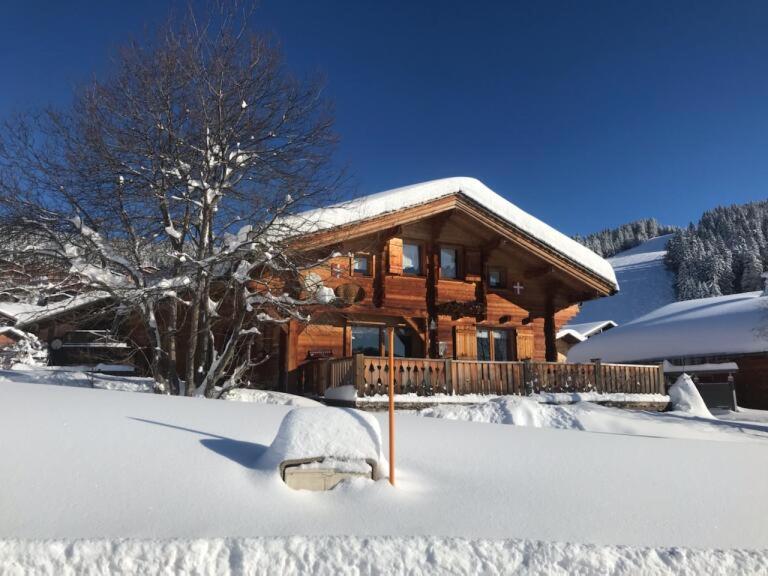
[575,235,675,325]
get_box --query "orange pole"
[387,325,395,486]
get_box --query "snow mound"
[222,388,322,407]
[0,368,153,393]
[324,384,358,402]
[669,374,713,418]
[2,537,765,576]
[260,407,385,470]
[421,397,582,429]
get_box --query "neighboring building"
[556,320,617,361]
[567,291,768,409]
[261,177,619,389]
[0,293,132,368]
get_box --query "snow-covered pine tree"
[665,200,768,300]
[573,218,677,258]
[0,2,343,397]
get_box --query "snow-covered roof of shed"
[290,177,618,289]
[567,291,768,363]
[0,292,111,327]
[557,320,617,341]
[260,407,385,469]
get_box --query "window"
[440,247,457,279]
[402,243,421,275]
[488,267,505,288]
[351,325,381,356]
[476,329,511,361]
[493,330,510,361]
[353,254,369,275]
[350,325,418,357]
[476,329,491,361]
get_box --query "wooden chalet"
[251,178,666,399]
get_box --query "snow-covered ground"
[575,235,676,325]
[420,395,768,443]
[1,379,767,573]
[0,366,154,393]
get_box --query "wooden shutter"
[515,330,534,360]
[465,249,482,280]
[388,238,403,275]
[454,324,477,359]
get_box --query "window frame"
[401,241,422,276]
[352,253,371,276]
[476,328,513,361]
[487,266,506,288]
[439,245,460,280]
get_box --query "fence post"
[523,359,533,395]
[445,359,453,395]
[594,359,602,392]
[657,362,666,395]
[353,353,365,398]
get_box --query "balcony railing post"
[445,359,453,395]
[353,353,365,398]
[523,359,533,395]
[594,359,603,392]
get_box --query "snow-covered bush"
[0,328,47,368]
[668,374,713,418]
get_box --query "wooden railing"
[298,355,665,399]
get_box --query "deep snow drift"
[575,235,675,325]
[1,381,767,572]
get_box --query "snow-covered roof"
[290,177,618,289]
[0,292,111,327]
[568,291,768,363]
[662,360,739,374]
[557,320,617,342]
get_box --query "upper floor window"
[488,267,505,288]
[353,254,370,275]
[403,243,421,275]
[440,247,458,279]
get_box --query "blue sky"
[1,1,767,236]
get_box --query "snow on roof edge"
[287,177,618,289]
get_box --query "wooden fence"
[297,355,665,398]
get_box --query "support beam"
[387,326,395,486]
[544,299,557,362]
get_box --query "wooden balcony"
[297,354,665,399]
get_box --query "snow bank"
[323,384,358,402]
[222,388,322,407]
[421,397,582,429]
[260,407,384,470]
[1,537,764,576]
[287,177,617,288]
[0,368,153,393]
[2,381,768,553]
[668,374,713,418]
[420,396,763,443]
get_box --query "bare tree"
[0,3,342,396]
